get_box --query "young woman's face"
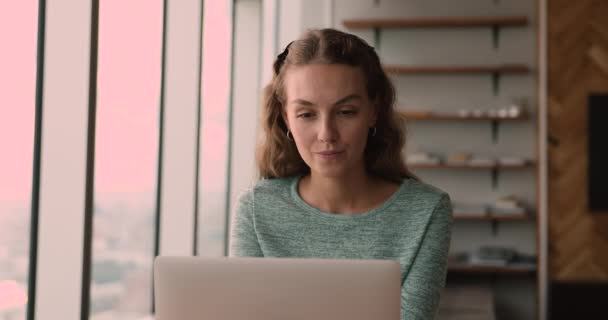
[282,63,377,178]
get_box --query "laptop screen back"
[154,256,401,320]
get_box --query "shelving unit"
[409,162,535,190]
[343,6,540,320]
[383,64,530,74]
[398,111,529,122]
[343,15,529,50]
[454,214,532,221]
[383,64,530,95]
[343,16,529,29]
[448,264,536,275]
[454,213,534,235]
[398,110,530,140]
[408,162,535,169]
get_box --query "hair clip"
[273,41,294,74]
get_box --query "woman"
[230,28,453,320]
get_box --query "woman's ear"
[369,102,379,127]
[281,109,290,130]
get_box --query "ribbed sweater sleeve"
[400,194,453,319]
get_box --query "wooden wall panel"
[548,0,608,281]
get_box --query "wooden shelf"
[343,16,529,29]
[454,214,532,221]
[383,64,530,74]
[397,111,529,121]
[448,264,536,275]
[408,162,535,169]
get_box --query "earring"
[286,129,294,141]
[370,126,377,137]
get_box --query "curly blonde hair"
[256,28,417,183]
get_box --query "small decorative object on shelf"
[402,109,433,118]
[472,246,517,266]
[399,98,530,128]
[449,246,537,272]
[445,152,472,166]
[398,108,529,121]
[469,155,497,166]
[452,198,531,220]
[453,202,489,216]
[491,195,527,215]
[487,109,498,117]
[453,213,531,221]
[407,152,534,169]
[438,284,496,320]
[406,151,441,165]
[458,109,472,117]
[471,109,485,118]
[497,156,529,166]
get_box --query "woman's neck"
[299,170,382,215]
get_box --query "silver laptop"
[154,256,401,320]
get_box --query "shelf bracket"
[491,220,499,236]
[373,28,381,51]
[492,25,500,49]
[491,167,499,190]
[491,120,500,143]
[492,72,500,96]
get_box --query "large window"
[0,2,38,320]
[197,0,234,257]
[90,1,163,319]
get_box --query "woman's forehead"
[283,64,367,103]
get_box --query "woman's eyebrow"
[291,94,362,107]
[333,94,362,105]
[291,99,315,106]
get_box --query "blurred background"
[0,0,606,319]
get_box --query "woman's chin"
[310,164,351,178]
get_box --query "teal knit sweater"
[229,175,453,320]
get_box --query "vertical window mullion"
[157,0,203,257]
[25,0,46,319]
[80,0,99,318]
[228,0,262,254]
[196,0,235,257]
[91,1,164,318]
[34,0,94,319]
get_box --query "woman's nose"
[318,118,338,143]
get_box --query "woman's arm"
[229,189,264,257]
[401,194,453,320]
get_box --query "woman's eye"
[339,110,357,116]
[297,113,314,119]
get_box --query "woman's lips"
[315,151,344,159]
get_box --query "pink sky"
[0,1,232,314]
[0,280,27,311]
[0,1,37,202]
[200,0,232,192]
[94,0,163,195]
[1,0,232,200]
[0,1,164,202]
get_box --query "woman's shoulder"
[403,178,448,198]
[236,175,297,203]
[399,177,451,205]
[251,176,295,194]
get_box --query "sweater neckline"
[290,174,409,221]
